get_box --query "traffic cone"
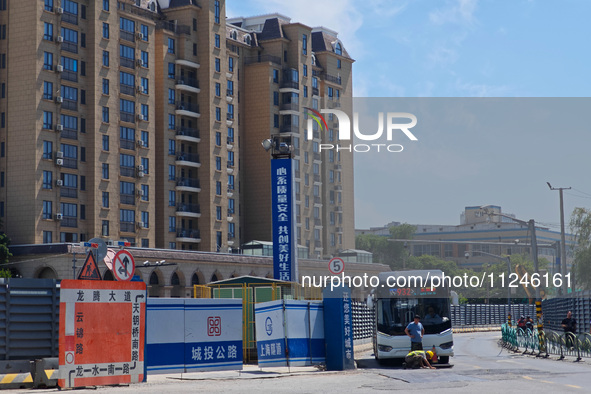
[431,345,438,363]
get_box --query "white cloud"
[429,0,478,25]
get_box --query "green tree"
[355,224,416,269]
[570,207,591,289]
[0,233,11,266]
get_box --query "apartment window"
[43,111,53,129]
[216,206,222,220]
[168,38,175,54]
[216,181,222,195]
[43,231,53,244]
[215,156,221,171]
[215,107,221,122]
[102,163,109,179]
[337,59,341,69]
[335,42,342,55]
[0,83,4,98]
[102,107,109,123]
[102,23,109,39]
[305,217,310,230]
[227,80,234,96]
[214,34,220,48]
[168,114,176,129]
[102,135,109,151]
[228,57,234,72]
[168,190,175,206]
[43,52,53,70]
[273,91,279,106]
[61,27,78,44]
[141,157,149,174]
[141,184,148,201]
[42,201,52,220]
[141,78,149,94]
[329,149,334,162]
[215,83,221,97]
[214,0,220,23]
[274,114,279,128]
[228,175,235,189]
[229,199,235,214]
[43,171,53,189]
[102,220,109,237]
[103,51,109,67]
[302,34,308,55]
[141,130,149,147]
[43,81,53,100]
[103,0,109,11]
[303,64,307,77]
[45,0,54,12]
[168,139,176,155]
[193,18,197,31]
[328,86,334,98]
[169,216,176,232]
[228,151,234,166]
[102,78,109,95]
[141,104,149,121]
[168,89,175,104]
[141,212,149,228]
[228,127,234,143]
[168,165,175,180]
[80,89,86,105]
[303,85,308,97]
[0,112,3,128]
[43,23,53,41]
[168,63,175,79]
[227,104,234,119]
[43,141,53,159]
[215,132,221,146]
[0,142,3,157]
[215,58,220,72]
[141,51,148,67]
[273,69,279,83]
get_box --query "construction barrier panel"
[255,300,325,367]
[146,298,243,374]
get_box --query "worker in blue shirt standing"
[405,314,425,351]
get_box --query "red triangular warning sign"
[78,251,102,280]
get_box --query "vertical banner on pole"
[322,286,355,371]
[271,158,297,282]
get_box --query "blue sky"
[227,0,591,230]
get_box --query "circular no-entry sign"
[328,257,345,275]
[112,249,135,281]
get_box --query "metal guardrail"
[501,324,591,360]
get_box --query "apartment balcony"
[313,153,321,162]
[119,29,135,43]
[120,222,136,233]
[120,194,135,206]
[314,240,322,248]
[227,185,235,197]
[176,203,201,218]
[60,127,77,140]
[60,70,78,83]
[226,137,234,149]
[280,124,299,134]
[120,166,136,178]
[279,102,299,114]
[313,174,321,183]
[175,59,200,69]
[120,138,136,151]
[335,185,343,191]
[60,217,77,228]
[156,20,190,35]
[279,80,299,92]
[226,113,234,126]
[335,227,343,233]
[314,218,322,227]
[175,152,201,168]
[176,127,200,143]
[175,102,200,118]
[334,206,343,212]
[120,57,135,70]
[61,99,77,111]
[60,187,77,199]
[175,228,201,243]
[226,89,234,103]
[334,164,342,171]
[323,73,342,85]
[61,41,78,54]
[175,177,201,192]
[62,157,77,169]
[312,87,319,96]
[175,77,200,94]
[227,233,235,246]
[314,196,321,205]
[226,162,234,174]
[120,111,135,124]
[120,84,136,97]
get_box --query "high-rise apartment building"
[0,1,353,258]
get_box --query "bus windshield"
[376,297,451,336]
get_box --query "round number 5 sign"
[328,257,345,275]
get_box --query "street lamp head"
[261,139,273,151]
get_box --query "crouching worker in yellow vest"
[403,350,436,369]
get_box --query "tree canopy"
[570,207,591,289]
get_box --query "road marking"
[473,366,482,369]
[540,380,553,384]
[522,376,533,380]
[565,385,581,389]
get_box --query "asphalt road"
[11,331,591,393]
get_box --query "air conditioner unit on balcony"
[136,189,145,197]
[55,64,64,73]
[55,96,63,103]
[56,36,64,43]
[137,171,145,178]
[55,213,63,220]
[137,221,146,229]
[137,164,144,172]
[136,140,145,147]
[56,151,64,158]
[55,158,63,166]
[55,124,63,132]
[136,59,144,67]
[137,114,144,121]
[56,179,63,186]
[136,86,145,94]
[136,32,144,40]
[55,7,63,14]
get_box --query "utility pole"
[547,182,571,295]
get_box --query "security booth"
[194,276,321,363]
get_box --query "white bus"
[368,270,454,364]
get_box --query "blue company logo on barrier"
[271,159,297,282]
[266,317,273,336]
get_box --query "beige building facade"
[0,1,354,260]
